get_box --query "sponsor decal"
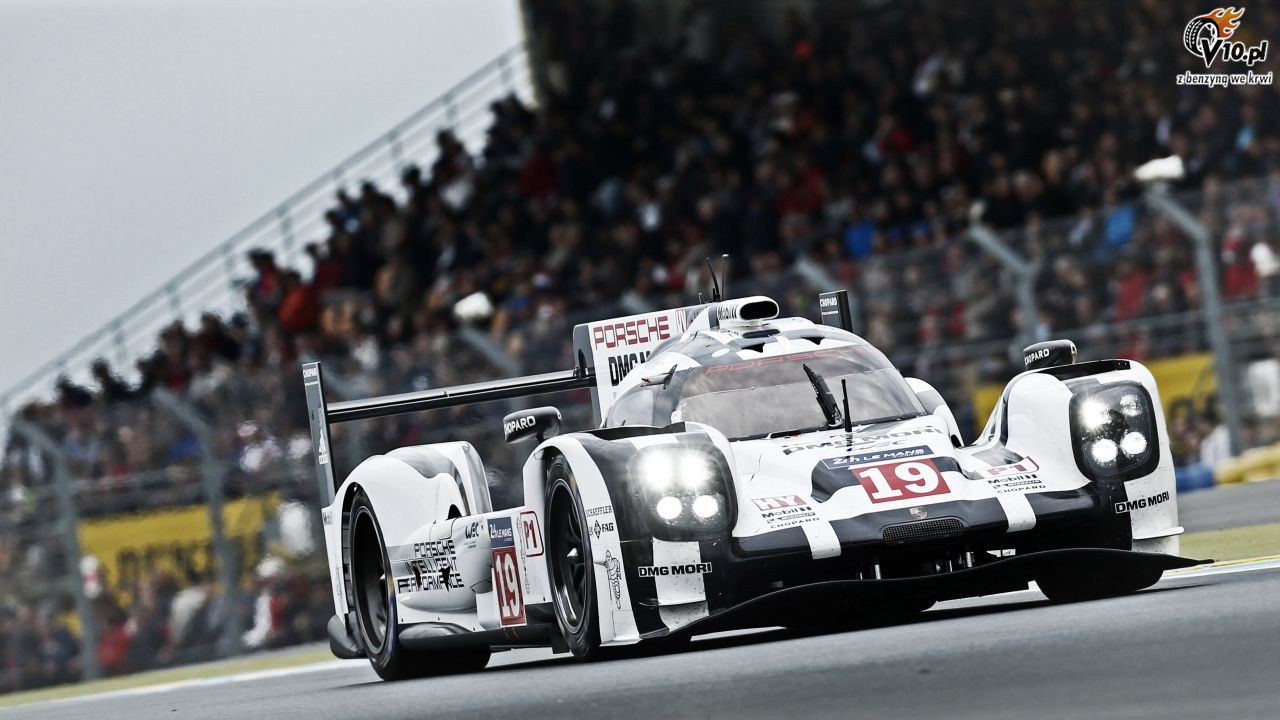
[488,517,526,626]
[1114,490,1171,514]
[463,521,481,540]
[704,347,866,376]
[601,550,623,609]
[518,511,543,557]
[320,508,333,526]
[79,495,277,606]
[413,538,456,558]
[586,505,613,517]
[909,507,928,519]
[752,495,807,511]
[504,414,537,436]
[751,494,820,529]
[396,540,464,593]
[782,427,943,455]
[302,365,319,380]
[1177,8,1271,87]
[396,559,464,593]
[975,457,1046,494]
[821,445,931,469]
[588,307,701,410]
[591,315,674,350]
[315,435,329,466]
[1024,347,1050,367]
[591,519,616,539]
[851,458,950,503]
[609,351,653,385]
[637,562,714,577]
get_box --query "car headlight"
[1069,382,1160,481]
[632,448,732,536]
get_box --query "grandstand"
[2,0,1278,693]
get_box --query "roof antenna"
[719,254,729,299]
[841,379,853,434]
[706,257,722,302]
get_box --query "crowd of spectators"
[2,0,1279,691]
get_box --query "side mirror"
[503,407,562,443]
[1022,339,1077,370]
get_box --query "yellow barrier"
[1213,443,1280,485]
[970,352,1218,429]
[78,494,279,605]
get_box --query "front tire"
[545,457,604,660]
[349,492,490,680]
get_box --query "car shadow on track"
[331,583,1204,688]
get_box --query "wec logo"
[1183,8,1267,68]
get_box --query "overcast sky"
[0,0,522,395]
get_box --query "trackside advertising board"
[78,495,279,604]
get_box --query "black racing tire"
[545,457,604,660]
[349,492,490,680]
[1036,565,1162,604]
[1183,16,1216,56]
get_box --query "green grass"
[0,646,336,709]
[1180,522,1280,563]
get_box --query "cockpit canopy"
[604,335,924,440]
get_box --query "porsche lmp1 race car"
[302,288,1199,680]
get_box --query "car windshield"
[607,344,924,439]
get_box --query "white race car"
[302,290,1197,679]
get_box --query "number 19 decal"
[492,546,526,626]
[488,516,526,627]
[852,458,950,503]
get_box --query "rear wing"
[302,361,595,502]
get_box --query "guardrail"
[0,43,534,416]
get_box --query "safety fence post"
[10,419,102,681]
[967,224,1039,354]
[150,389,243,656]
[1144,187,1244,456]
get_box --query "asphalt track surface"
[8,559,1279,720]
[1179,479,1280,532]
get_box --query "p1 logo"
[518,510,543,557]
[852,458,950,503]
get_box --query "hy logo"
[1183,8,1267,68]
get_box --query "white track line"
[6,660,358,711]
[1165,555,1280,579]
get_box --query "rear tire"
[545,457,604,660]
[349,492,490,680]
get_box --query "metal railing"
[0,43,535,417]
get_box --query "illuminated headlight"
[633,448,731,536]
[691,494,720,519]
[1070,383,1159,481]
[655,496,683,520]
[1090,438,1119,465]
[1120,431,1148,457]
